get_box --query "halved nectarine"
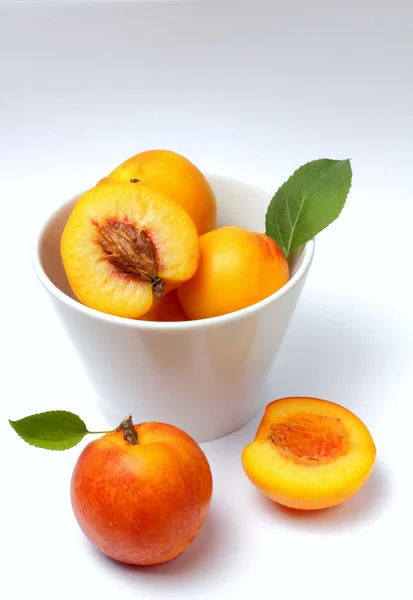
[60,182,199,319]
[242,397,376,510]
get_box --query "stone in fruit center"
[268,413,349,464]
[177,225,290,320]
[60,182,199,319]
[96,148,217,236]
[241,397,376,510]
[95,221,164,300]
[70,417,213,566]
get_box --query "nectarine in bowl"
[32,173,314,442]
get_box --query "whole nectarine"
[177,225,290,320]
[71,416,213,565]
[139,289,188,322]
[97,149,217,236]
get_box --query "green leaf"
[265,158,352,257]
[9,410,89,450]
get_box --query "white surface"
[1,1,412,598]
[33,174,313,442]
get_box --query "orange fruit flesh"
[60,182,199,319]
[242,397,376,510]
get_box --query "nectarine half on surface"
[242,397,376,510]
[60,182,199,319]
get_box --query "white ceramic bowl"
[32,174,314,442]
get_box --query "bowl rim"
[31,176,315,332]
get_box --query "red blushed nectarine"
[70,416,213,565]
[241,397,376,510]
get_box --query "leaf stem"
[87,430,114,435]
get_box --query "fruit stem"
[116,414,138,445]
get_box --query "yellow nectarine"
[60,182,199,319]
[177,226,289,320]
[139,289,188,322]
[97,149,217,235]
[242,397,376,510]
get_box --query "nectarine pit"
[95,220,164,299]
[269,413,348,465]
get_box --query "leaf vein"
[285,161,343,254]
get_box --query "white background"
[1,1,412,598]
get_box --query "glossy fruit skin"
[71,422,213,565]
[242,397,376,510]
[177,226,290,320]
[97,149,217,236]
[139,289,188,322]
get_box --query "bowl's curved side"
[30,173,315,441]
